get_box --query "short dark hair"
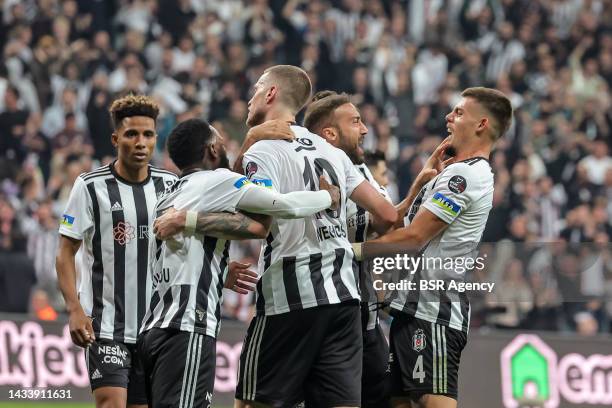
[461,87,513,140]
[263,65,312,114]
[167,118,214,170]
[364,150,386,167]
[303,91,351,135]
[109,94,159,130]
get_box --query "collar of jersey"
[109,160,152,186]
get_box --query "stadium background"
[0,0,610,407]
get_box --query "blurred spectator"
[0,196,27,252]
[579,139,612,185]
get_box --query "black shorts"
[85,338,147,405]
[236,301,362,407]
[137,328,216,408]
[389,314,467,400]
[362,325,391,408]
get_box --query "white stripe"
[250,316,267,400]
[187,334,204,408]
[437,325,443,395]
[183,333,200,408]
[179,332,195,408]
[431,323,437,394]
[119,182,138,342]
[242,318,260,399]
[85,347,90,376]
[442,326,447,394]
[242,317,263,400]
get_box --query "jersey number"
[302,156,341,219]
[413,355,425,384]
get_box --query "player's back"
[243,125,365,315]
[141,168,255,338]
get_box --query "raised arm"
[350,180,398,235]
[233,120,295,173]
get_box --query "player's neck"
[264,107,295,124]
[453,146,491,162]
[113,160,149,183]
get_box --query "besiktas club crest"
[412,328,426,352]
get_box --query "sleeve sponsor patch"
[251,178,273,188]
[234,177,252,189]
[61,214,75,228]
[431,192,461,216]
[448,175,467,194]
[245,161,258,180]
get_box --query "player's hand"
[153,207,186,240]
[225,261,259,294]
[319,175,340,210]
[416,137,455,186]
[247,120,295,143]
[68,307,95,348]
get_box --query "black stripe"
[308,253,328,305]
[168,284,191,326]
[436,289,452,326]
[152,176,166,199]
[106,178,125,341]
[263,233,274,271]
[195,236,217,330]
[142,290,160,330]
[282,256,302,311]
[83,171,112,182]
[215,241,231,325]
[331,249,351,299]
[460,290,470,333]
[153,287,174,328]
[257,233,274,312]
[86,182,103,336]
[133,185,149,331]
[354,256,364,299]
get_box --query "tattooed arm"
[153,208,271,240]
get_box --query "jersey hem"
[256,295,360,316]
[389,303,467,333]
[140,321,218,338]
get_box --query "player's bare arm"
[153,207,270,240]
[233,119,295,173]
[56,235,95,348]
[395,138,455,227]
[349,180,398,235]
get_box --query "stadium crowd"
[0,0,611,334]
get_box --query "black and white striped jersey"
[345,163,391,330]
[59,163,177,344]
[390,158,493,333]
[243,125,366,315]
[140,169,258,338]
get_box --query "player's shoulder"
[78,164,112,183]
[443,158,492,181]
[437,158,492,195]
[150,165,178,181]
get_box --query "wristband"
[351,242,363,261]
[185,211,198,234]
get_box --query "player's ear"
[111,132,118,147]
[321,127,338,143]
[266,86,277,104]
[207,142,218,161]
[476,117,488,135]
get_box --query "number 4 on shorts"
[413,354,425,384]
